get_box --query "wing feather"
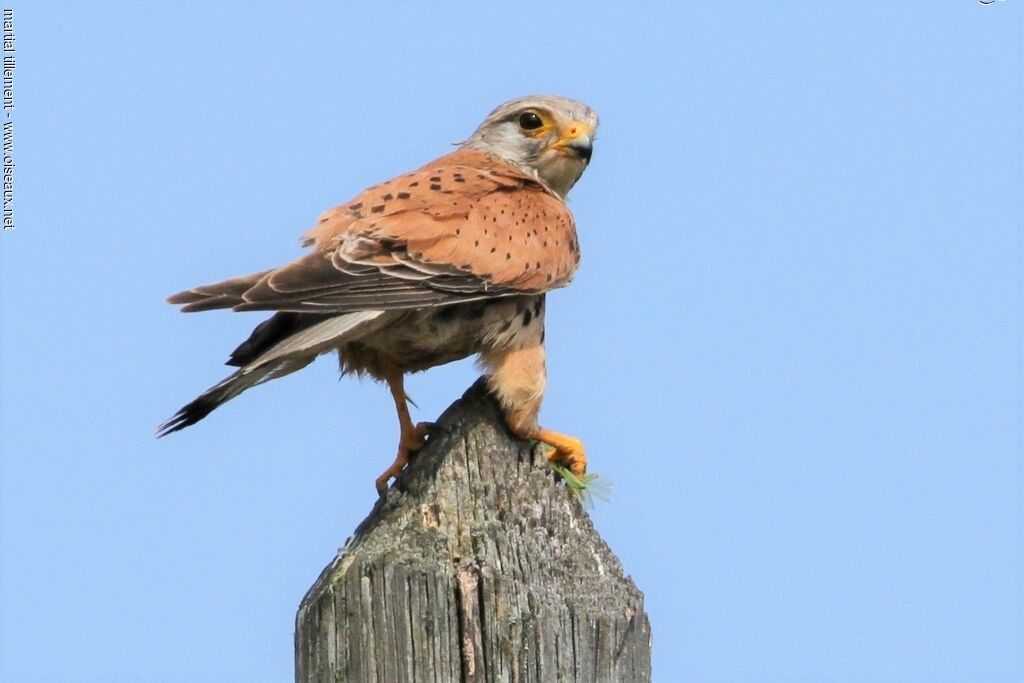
[167,149,578,315]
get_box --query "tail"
[157,310,385,437]
[156,360,310,437]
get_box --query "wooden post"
[295,378,652,682]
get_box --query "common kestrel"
[159,95,598,493]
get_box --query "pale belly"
[338,294,546,377]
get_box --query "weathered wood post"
[295,378,652,682]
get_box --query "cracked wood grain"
[295,378,652,682]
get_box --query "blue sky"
[1,2,1019,681]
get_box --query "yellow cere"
[563,121,590,140]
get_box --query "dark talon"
[417,421,445,438]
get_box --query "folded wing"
[167,149,581,315]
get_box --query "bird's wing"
[168,149,580,314]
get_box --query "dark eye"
[518,112,543,130]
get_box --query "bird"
[158,94,598,493]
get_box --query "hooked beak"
[549,120,593,162]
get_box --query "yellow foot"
[374,422,433,494]
[401,422,431,451]
[535,427,587,477]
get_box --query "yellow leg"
[533,427,587,477]
[374,367,430,493]
[478,341,586,477]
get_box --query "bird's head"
[463,95,599,199]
